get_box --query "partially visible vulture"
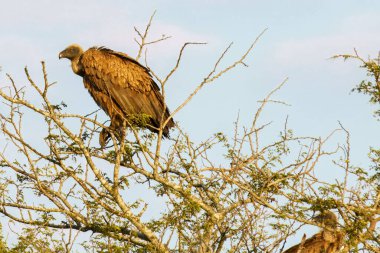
[283,211,343,253]
[59,44,174,147]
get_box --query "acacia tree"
[0,15,379,253]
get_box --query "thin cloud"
[0,1,217,67]
[273,13,380,69]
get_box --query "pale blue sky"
[1,0,380,249]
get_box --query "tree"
[0,15,379,253]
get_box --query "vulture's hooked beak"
[58,49,66,59]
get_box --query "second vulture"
[59,44,175,147]
[283,211,343,253]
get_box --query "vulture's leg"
[99,119,118,148]
[99,119,127,148]
[99,127,111,148]
[99,125,120,148]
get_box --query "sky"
[1,0,380,250]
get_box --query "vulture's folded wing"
[80,47,174,132]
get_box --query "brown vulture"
[283,211,343,253]
[59,44,174,147]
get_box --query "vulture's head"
[59,44,83,60]
[313,211,338,228]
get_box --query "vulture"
[283,211,343,253]
[59,44,174,147]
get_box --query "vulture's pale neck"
[71,56,83,76]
